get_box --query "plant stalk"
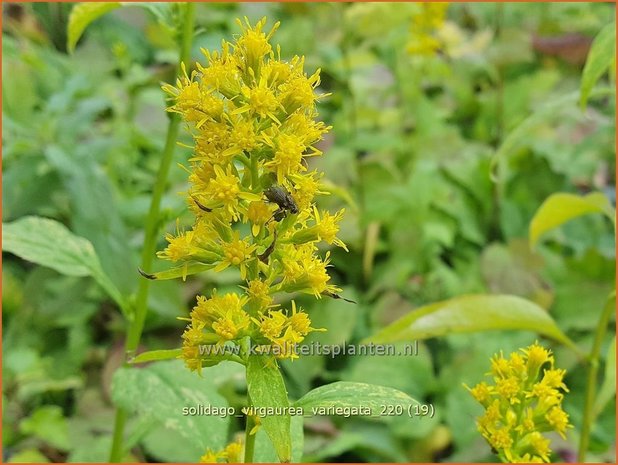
[577,291,616,462]
[108,4,195,462]
[241,338,256,463]
[243,405,257,463]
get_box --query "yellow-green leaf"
[129,349,182,364]
[141,263,215,281]
[67,2,121,53]
[529,192,615,248]
[363,294,576,351]
[581,21,616,108]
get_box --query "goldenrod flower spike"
[159,17,347,369]
[465,342,573,463]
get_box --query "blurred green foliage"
[2,2,615,463]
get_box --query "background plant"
[2,3,615,463]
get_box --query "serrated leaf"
[2,216,127,315]
[529,192,615,248]
[111,360,229,452]
[129,349,182,364]
[67,2,121,53]
[294,382,420,417]
[246,355,291,463]
[581,22,616,108]
[363,294,576,351]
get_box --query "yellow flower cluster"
[159,18,346,371]
[200,439,243,463]
[466,342,572,463]
[407,3,449,56]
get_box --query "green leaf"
[595,335,616,417]
[19,406,70,451]
[581,22,616,108]
[111,360,229,452]
[341,342,436,400]
[67,2,122,53]
[137,3,177,34]
[8,449,50,463]
[254,416,304,463]
[129,348,242,367]
[2,216,127,315]
[490,88,615,180]
[294,381,420,417]
[129,349,182,364]
[529,192,615,248]
[141,427,203,463]
[142,262,215,281]
[363,294,576,351]
[246,355,291,463]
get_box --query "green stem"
[250,153,259,191]
[108,4,195,462]
[241,339,256,463]
[577,291,616,462]
[490,2,505,241]
[109,408,128,462]
[125,116,181,349]
[337,3,357,141]
[243,405,256,463]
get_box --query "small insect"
[258,229,278,264]
[264,185,298,222]
[138,268,156,280]
[322,291,357,304]
[191,195,212,213]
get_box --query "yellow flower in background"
[465,342,572,463]
[200,439,244,464]
[160,17,347,370]
[407,2,449,56]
